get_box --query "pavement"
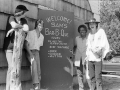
[102,57,120,90]
[102,75,120,90]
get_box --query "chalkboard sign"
[38,10,74,90]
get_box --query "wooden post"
[10,28,26,90]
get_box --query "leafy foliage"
[100,0,120,53]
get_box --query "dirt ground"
[102,75,120,90]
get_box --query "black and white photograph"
[101,0,120,90]
[0,0,120,90]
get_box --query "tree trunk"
[10,29,26,90]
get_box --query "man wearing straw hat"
[84,18,110,90]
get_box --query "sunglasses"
[15,11,25,16]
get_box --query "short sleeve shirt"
[25,30,44,51]
[74,36,87,65]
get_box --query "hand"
[6,29,14,37]
[95,49,103,58]
[14,24,23,29]
[30,53,34,59]
[83,57,88,66]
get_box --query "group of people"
[3,5,44,90]
[2,4,110,90]
[74,18,110,90]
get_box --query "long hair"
[34,19,44,29]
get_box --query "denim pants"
[76,58,84,90]
[88,61,102,90]
[30,50,41,87]
[5,50,40,90]
[6,50,13,90]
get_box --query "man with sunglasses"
[3,5,29,90]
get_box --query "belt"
[31,49,39,52]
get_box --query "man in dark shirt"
[3,5,29,90]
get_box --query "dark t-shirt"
[3,16,28,51]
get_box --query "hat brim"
[85,21,100,24]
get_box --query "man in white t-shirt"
[85,18,110,90]
[25,19,44,90]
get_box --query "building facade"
[0,0,93,90]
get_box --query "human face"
[79,27,87,38]
[37,23,43,32]
[15,11,26,18]
[89,22,97,33]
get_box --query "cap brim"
[24,9,29,11]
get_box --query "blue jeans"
[5,50,40,90]
[88,61,102,90]
[6,50,13,90]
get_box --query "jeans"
[6,50,13,90]
[5,50,40,90]
[31,50,41,88]
[76,58,84,90]
[88,61,102,90]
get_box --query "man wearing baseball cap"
[84,18,110,90]
[3,5,29,90]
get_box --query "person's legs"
[26,50,39,90]
[27,52,39,83]
[32,50,41,89]
[95,61,102,90]
[88,61,96,90]
[85,60,91,90]
[5,50,13,90]
[77,58,84,90]
[83,63,91,90]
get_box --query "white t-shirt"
[86,28,110,61]
[25,30,44,51]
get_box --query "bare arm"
[9,16,23,30]
[24,40,33,57]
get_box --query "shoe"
[33,83,39,90]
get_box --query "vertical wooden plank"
[0,50,7,67]
[85,10,88,21]
[85,10,87,21]
[63,1,67,11]
[74,7,79,18]
[0,0,12,14]
[79,0,82,8]
[0,30,5,49]
[50,0,55,9]
[45,0,51,8]
[55,0,64,11]
[75,0,79,6]
[66,2,71,12]
[80,8,83,20]
[70,4,75,13]
[0,13,9,31]
[81,0,85,8]
[36,0,46,5]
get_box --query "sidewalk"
[102,75,120,90]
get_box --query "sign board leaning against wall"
[38,10,75,90]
